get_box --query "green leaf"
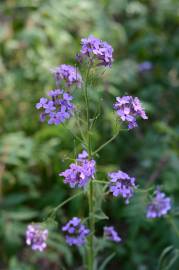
[158,246,179,270]
[5,209,38,220]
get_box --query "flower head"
[79,35,113,67]
[26,224,48,252]
[62,217,90,246]
[138,61,153,72]
[104,226,122,243]
[59,150,96,188]
[51,64,82,88]
[36,89,74,125]
[114,96,148,129]
[147,188,171,219]
[108,170,136,204]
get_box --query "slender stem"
[0,164,4,201]
[135,186,154,193]
[93,180,109,184]
[167,216,179,237]
[62,123,83,143]
[83,65,94,270]
[88,180,94,270]
[75,111,86,143]
[51,191,83,216]
[84,66,91,152]
[92,130,119,155]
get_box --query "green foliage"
[0,0,179,269]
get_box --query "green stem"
[84,66,92,153]
[51,191,83,216]
[75,111,86,143]
[167,216,179,237]
[84,65,94,270]
[92,130,119,155]
[135,186,154,193]
[62,123,83,143]
[88,180,94,270]
[93,180,109,184]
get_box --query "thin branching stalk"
[93,180,109,184]
[83,64,95,270]
[92,130,120,156]
[51,191,84,217]
[62,123,83,143]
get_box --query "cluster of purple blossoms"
[59,150,96,188]
[114,96,148,129]
[138,61,153,73]
[79,35,113,67]
[108,170,136,204]
[36,89,75,125]
[51,64,82,88]
[104,226,122,243]
[62,217,90,246]
[26,224,48,252]
[147,188,171,219]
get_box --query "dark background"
[0,0,179,269]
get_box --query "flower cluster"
[59,150,96,188]
[62,217,90,246]
[26,224,48,252]
[51,64,82,88]
[36,89,74,125]
[108,170,136,204]
[104,226,122,243]
[114,96,148,129]
[79,35,113,67]
[147,188,171,219]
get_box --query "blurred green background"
[0,0,179,269]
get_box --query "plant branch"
[92,130,120,155]
[93,180,109,185]
[83,64,95,270]
[51,191,84,216]
[62,123,83,144]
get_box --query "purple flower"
[79,35,113,67]
[62,217,90,246]
[36,97,48,109]
[26,224,48,252]
[104,226,122,243]
[59,150,96,188]
[51,64,82,88]
[138,61,153,72]
[36,89,75,125]
[114,96,148,129]
[146,188,171,219]
[108,170,136,204]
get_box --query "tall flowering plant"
[27,35,171,269]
